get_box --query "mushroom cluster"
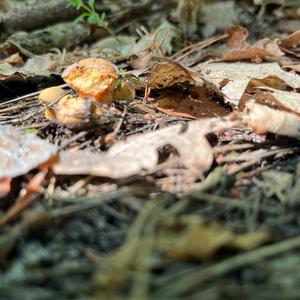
[38,58,135,129]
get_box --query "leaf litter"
[1,1,300,300]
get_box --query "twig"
[0,84,68,107]
[186,192,280,215]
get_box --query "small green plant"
[68,0,108,27]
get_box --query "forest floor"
[1,1,300,299]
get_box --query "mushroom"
[113,81,136,102]
[38,86,66,105]
[62,58,118,104]
[55,95,106,129]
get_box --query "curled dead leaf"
[147,60,195,90]
[281,29,300,49]
[280,29,300,57]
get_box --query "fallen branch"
[1,0,79,34]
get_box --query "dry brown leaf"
[147,60,227,119]
[281,29,300,48]
[147,60,195,90]
[280,30,300,57]
[0,126,57,178]
[156,87,230,119]
[244,88,300,114]
[53,118,238,178]
[195,62,300,106]
[224,38,284,63]
[225,25,249,49]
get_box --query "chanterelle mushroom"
[62,58,118,104]
[38,86,66,105]
[55,95,106,129]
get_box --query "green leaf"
[75,12,89,23]
[25,128,37,134]
[114,79,122,89]
[87,14,99,25]
[88,0,95,9]
[68,0,83,10]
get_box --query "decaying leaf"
[0,126,57,178]
[147,60,195,90]
[196,62,300,106]
[147,60,228,119]
[158,216,269,260]
[0,54,60,80]
[253,170,294,204]
[53,118,238,178]
[156,86,230,119]
[223,38,284,63]
[284,64,300,73]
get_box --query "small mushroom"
[38,86,66,105]
[62,58,118,104]
[113,81,136,102]
[55,95,106,129]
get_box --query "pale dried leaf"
[53,118,237,178]
[284,64,300,73]
[245,100,300,138]
[257,89,300,114]
[0,55,59,80]
[0,126,57,178]
[195,62,300,106]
